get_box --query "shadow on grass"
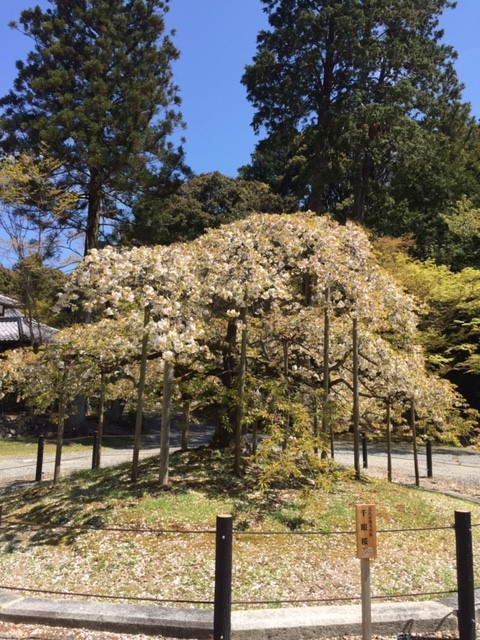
[0,445,351,551]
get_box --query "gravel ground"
[0,621,184,639]
[0,621,473,639]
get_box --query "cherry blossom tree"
[4,212,464,485]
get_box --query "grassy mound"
[1,448,479,608]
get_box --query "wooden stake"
[361,558,372,640]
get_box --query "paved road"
[0,423,215,490]
[333,440,480,498]
[2,431,480,498]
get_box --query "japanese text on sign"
[355,504,377,559]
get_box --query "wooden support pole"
[234,305,247,477]
[323,287,334,459]
[361,558,372,640]
[426,440,433,478]
[410,399,420,487]
[181,400,190,452]
[362,433,368,469]
[132,306,150,483]
[159,360,174,487]
[386,401,392,482]
[353,318,361,480]
[91,430,99,470]
[94,371,106,469]
[53,383,66,485]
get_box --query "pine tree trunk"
[352,153,372,224]
[308,19,335,215]
[84,168,102,254]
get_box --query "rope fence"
[2,435,480,637]
[1,508,478,639]
[0,515,464,536]
[0,512,477,601]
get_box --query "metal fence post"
[214,514,233,640]
[455,510,476,640]
[35,434,45,482]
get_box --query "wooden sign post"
[355,504,377,640]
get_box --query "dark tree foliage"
[0,260,69,328]
[121,171,298,245]
[0,265,16,297]
[0,0,187,255]
[242,0,480,262]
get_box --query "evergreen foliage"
[123,171,298,245]
[0,0,187,255]
[241,0,480,262]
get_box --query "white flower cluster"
[1,213,459,429]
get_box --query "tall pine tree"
[0,0,187,254]
[242,0,477,245]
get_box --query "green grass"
[0,437,92,457]
[0,435,137,458]
[1,447,479,609]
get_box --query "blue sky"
[0,0,479,179]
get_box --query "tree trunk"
[386,400,392,482]
[94,371,106,469]
[234,306,247,476]
[84,168,102,255]
[322,287,332,458]
[53,380,67,484]
[352,153,372,224]
[410,399,420,487]
[159,360,174,486]
[131,306,150,482]
[353,318,361,480]
[252,419,258,459]
[313,395,320,456]
[309,19,336,214]
[282,339,290,452]
[215,318,238,447]
[181,400,190,452]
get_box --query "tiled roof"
[0,295,57,344]
[0,294,19,307]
